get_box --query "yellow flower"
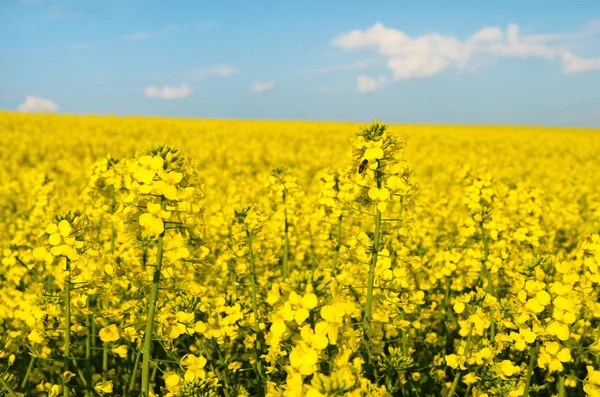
[48,233,62,246]
[111,345,128,358]
[302,293,318,310]
[99,324,120,343]
[270,318,287,338]
[463,372,480,385]
[453,301,466,314]
[497,360,520,378]
[445,354,465,370]
[180,354,207,381]
[289,343,319,375]
[94,380,113,394]
[61,371,76,383]
[139,212,165,236]
[164,372,182,389]
[546,321,570,341]
[363,147,384,161]
[49,385,62,397]
[538,342,572,372]
[57,219,72,236]
[535,290,551,306]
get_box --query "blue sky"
[1,0,600,126]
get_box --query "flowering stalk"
[141,205,165,396]
[481,227,495,344]
[128,348,142,393]
[558,375,566,397]
[283,206,290,278]
[364,209,382,328]
[85,314,92,397]
[523,342,538,397]
[20,355,35,389]
[245,225,265,395]
[446,323,474,397]
[268,167,301,278]
[64,257,71,397]
[331,214,343,273]
[121,146,205,395]
[103,342,108,374]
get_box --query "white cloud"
[185,65,237,81]
[357,75,386,93]
[18,96,58,113]
[331,21,600,81]
[561,51,600,74]
[251,81,276,94]
[144,83,192,99]
[302,59,380,74]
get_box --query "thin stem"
[364,209,382,328]
[199,339,232,397]
[64,257,71,397]
[246,229,265,395]
[331,214,343,273]
[523,342,538,397]
[481,226,495,345]
[445,323,474,397]
[109,185,116,255]
[103,343,108,374]
[20,355,35,389]
[85,314,92,397]
[558,375,566,397]
[141,200,166,397]
[150,361,159,389]
[282,207,289,278]
[110,223,116,254]
[128,346,142,393]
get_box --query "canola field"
[1,111,600,397]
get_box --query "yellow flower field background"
[1,111,600,396]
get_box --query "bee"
[358,159,369,174]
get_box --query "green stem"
[523,342,538,397]
[150,361,159,389]
[199,339,231,397]
[481,227,495,344]
[103,343,108,374]
[558,375,566,397]
[141,218,165,396]
[128,346,142,393]
[110,185,116,254]
[110,223,116,254]
[20,355,35,389]
[92,314,97,351]
[85,314,92,397]
[282,207,289,278]
[364,209,382,328]
[0,376,18,397]
[64,257,71,397]
[246,229,265,395]
[445,323,474,397]
[331,214,343,273]
[398,196,404,224]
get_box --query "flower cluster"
[0,114,599,397]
